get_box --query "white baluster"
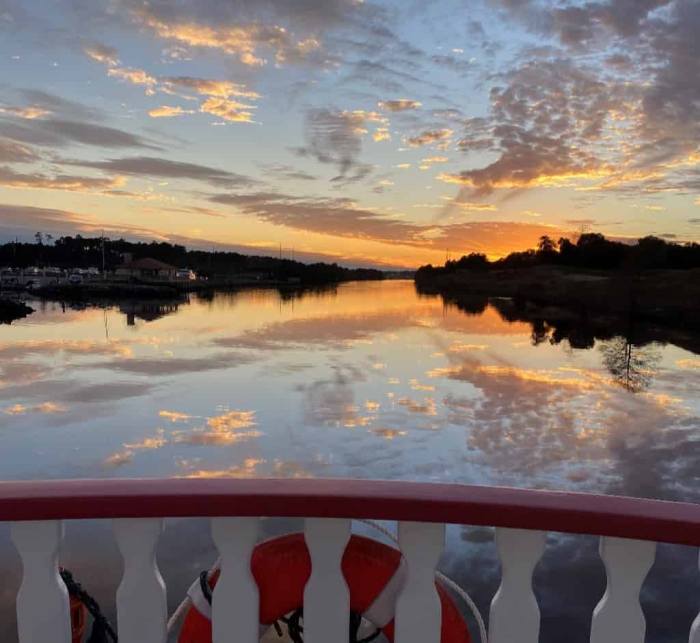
[303,518,351,643]
[211,517,259,643]
[11,521,71,643]
[114,518,167,643]
[395,521,445,643]
[590,536,656,643]
[489,528,546,643]
[691,550,700,643]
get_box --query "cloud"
[104,450,133,468]
[161,76,259,99]
[0,105,50,119]
[486,2,700,198]
[172,409,260,445]
[61,382,154,404]
[451,201,498,212]
[130,5,324,67]
[406,128,452,148]
[16,90,102,121]
[179,457,264,479]
[0,165,125,193]
[0,203,168,241]
[444,58,622,196]
[108,66,158,93]
[199,96,255,122]
[301,371,372,428]
[294,108,386,180]
[0,117,158,150]
[210,189,568,255]
[65,156,257,188]
[378,99,422,112]
[373,127,391,142]
[0,339,133,360]
[419,155,448,170]
[211,191,419,243]
[397,396,437,415]
[98,352,255,375]
[260,163,317,181]
[495,0,674,47]
[148,105,193,118]
[83,43,119,66]
[84,50,261,123]
[0,138,39,163]
[159,410,193,423]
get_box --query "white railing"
[1,478,699,643]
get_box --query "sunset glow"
[0,0,698,267]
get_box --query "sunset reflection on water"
[0,280,699,642]
[1,280,697,502]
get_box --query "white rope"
[167,522,488,643]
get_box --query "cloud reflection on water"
[1,282,699,643]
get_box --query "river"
[1,280,698,641]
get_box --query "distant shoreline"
[0,277,379,324]
[414,265,700,331]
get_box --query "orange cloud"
[0,105,50,119]
[133,10,320,68]
[0,167,126,192]
[199,97,255,122]
[108,67,158,92]
[172,409,261,445]
[159,410,192,422]
[84,44,119,67]
[419,155,449,170]
[124,429,167,450]
[180,457,264,479]
[148,105,193,118]
[161,77,259,99]
[103,450,133,468]
[451,201,498,212]
[373,127,391,142]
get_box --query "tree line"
[418,233,700,275]
[0,235,384,284]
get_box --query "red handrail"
[0,478,698,546]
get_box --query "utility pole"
[101,231,106,278]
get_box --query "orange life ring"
[70,595,87,643]
[178,533,471,643]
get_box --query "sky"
[0,0,698,269]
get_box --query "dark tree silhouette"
[415,232,700,278]
[0,236,384,285]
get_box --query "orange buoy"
[178,533,471,643]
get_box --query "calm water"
[1,280,699,640]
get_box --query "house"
[115,258,177,282]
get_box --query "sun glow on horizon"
[0,0,697,267]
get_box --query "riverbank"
[31,275,381,301]
[415,265,700,330]
[0,279,353,324]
